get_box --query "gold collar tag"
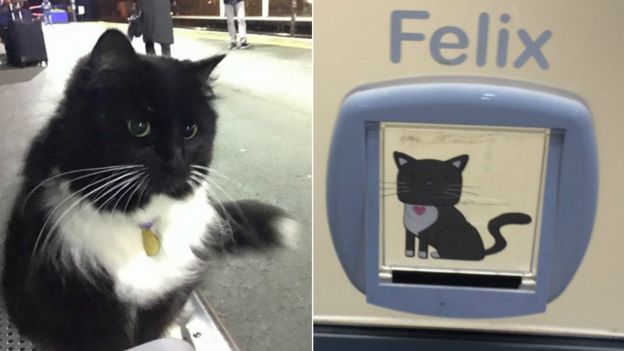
[141,227,161,257]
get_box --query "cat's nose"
[424,180,434,187]
[160,147,185,171]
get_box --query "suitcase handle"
[8,1,23,21]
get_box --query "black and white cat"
[392,151,531,261]
[2,30,296,351]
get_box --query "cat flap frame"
[326,79,597,318]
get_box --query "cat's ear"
[447,155,469,172]
[192,54,226,81]
[88,29,137,71]
[393,151,414,168]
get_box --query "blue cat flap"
[326,79,597,318]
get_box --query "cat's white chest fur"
[403,205,438,234]
[46,182,217,307]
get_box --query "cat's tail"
[209,200,300,252]
[485,213,532,255]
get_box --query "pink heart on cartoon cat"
[412,206,426,215]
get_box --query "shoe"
[239,39,252,49]
[229,42,237,50]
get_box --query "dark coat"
[139,0,174,44]
[224,0,243,5]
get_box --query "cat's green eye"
[184,124,199,140]
[127,120,151,137]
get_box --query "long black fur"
[3,29,288,351]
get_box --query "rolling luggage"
[5,3,47,67]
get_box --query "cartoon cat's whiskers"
[381,191,411,197]
[461,191,479,196]
[444,186,479,194]
[447,184,480,189]
[443,190,480,198]
[381,190,409,194]
[447,190,479,196]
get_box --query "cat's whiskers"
[188,169,248,236]
[32,170,142,262]
[91,171,145,218]
[22,165,142,212]
[44,170,142,240]
[190,164,234,182]
[123,176,148,214]
[186,178,200,192]
[89,171,143,209]
[135,174,151,207]
[187,176,204,193]
[32,169,134,258]
[202,178,251,235]
[112,172,147,214]
[189,169,208,181]
[198,181,236,236]
[81,172,145,236]
[192,171,239,204]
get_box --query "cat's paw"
[405,250,414,257]
[418,251,428,259]
[431,251,440,259]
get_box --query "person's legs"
[145,41,156,55]
[161,43,171,57]
[236,1,247,42]
[224,4,236,48]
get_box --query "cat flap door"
[326,80,597,317]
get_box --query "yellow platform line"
[95,21,311,50]
[177,27,311,50]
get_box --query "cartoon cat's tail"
[210,200,300,252]
[485,213,532,255]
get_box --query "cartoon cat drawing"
[392,151,532,261]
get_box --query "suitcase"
[5,3,47,67]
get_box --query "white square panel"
[379,122,548,278]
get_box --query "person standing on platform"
[139,0,174,56]
[224,0,250,50]
[42,0,52,25]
